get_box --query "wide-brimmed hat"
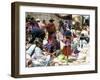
[49,18,55,22]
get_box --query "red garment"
[47,23,56,42]
[46,23,56,33]
[62,46,71,56]
[48,35,52,42]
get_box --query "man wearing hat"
[46,18,56,43]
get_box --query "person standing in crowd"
[74,22,82,31]
[42,20,47,32]
[26,16,40,32]
[71,34,80,59]
[36,19,47,30]
[64,20,70,31]
[26,16,40,43]
[79,23,89,48]
[46,19,56,43]
[58,20,65,34]
[27,18,46,43]
[55,14,72,31]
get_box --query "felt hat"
[49,18,55,22]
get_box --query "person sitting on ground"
[26,38,51,67]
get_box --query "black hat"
[49,18,55,22]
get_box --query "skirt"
[62,46,71,56]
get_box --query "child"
[62,30,72,65]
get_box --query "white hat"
[36,18,40,21]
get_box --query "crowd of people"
[25,14,90,67]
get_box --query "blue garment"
[74,49,80,54]
[44,40,60,53]
[29,28,45,43]
[63,30,71,36]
